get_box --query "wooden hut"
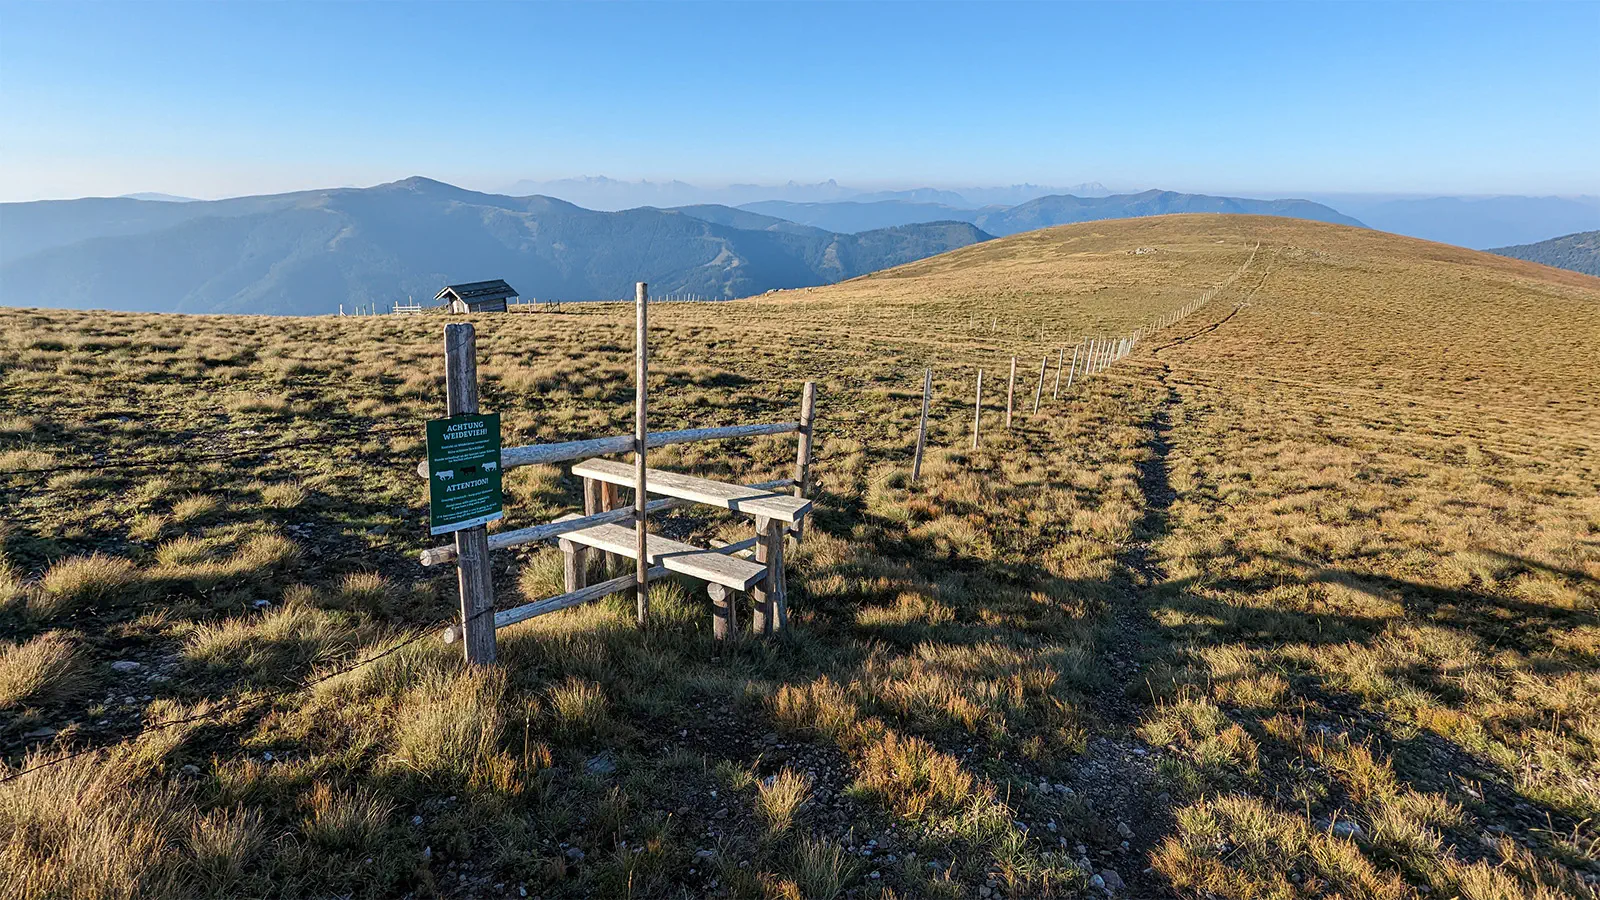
[437,280,518,314]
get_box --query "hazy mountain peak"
[120,192,199,202]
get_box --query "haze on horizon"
[1,1,1597,204]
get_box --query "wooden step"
[572,459,812,524]
[560,521,767,592]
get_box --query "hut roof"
[436,280,518,305]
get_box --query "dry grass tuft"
[755,768,810,834]
[786,835,859,900]
[33,553,143,620]
[186,805,265,890]
[301,781,392,851]
[259,480,306,509]
[0,631,92,710]
[854,729,983,819]
[392,666,511,784]
[546,676,612,741]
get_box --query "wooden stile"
[444,323,496,665]
[911,368,931,481]
[419,478,792,567]
[634,282,649,626]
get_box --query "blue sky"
[1,1,1596,201]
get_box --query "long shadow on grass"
[1145,566,1596,875]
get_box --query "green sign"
[426,413,504,536]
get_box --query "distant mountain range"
[1489,230,1600,278]
[496,176,1114,211]
[1303,193,1600,249]
[739,199,989,234]
[499,178,1596,249]
[740,190,1363,236]
[0,178,991,315]
[6,174,1592,316]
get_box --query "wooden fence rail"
[415,421,799,478]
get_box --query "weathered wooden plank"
[560,521,767,591]
[444,323,496,666]
[417,478,791,566]
[572,459,812,524]
[413,421,802,478]
[443,566,665,642]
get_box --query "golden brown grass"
[0,631,91,710]
[0,214,1595,897]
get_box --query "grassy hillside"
[1490,229,1600,278]
[1,215,1596,899]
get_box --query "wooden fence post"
[634,282,649,626]
[912,368,931,482]
[1053,348,1063,399]
[1005,356,1016,429]
[1033,356,1046,413]
[791,380,816,541]
[709,584,735,641]
[1067,344,1079,389]
[444,323,496,665]
[582,477,607,576]
[753,516,785,636]
[972,368,983,449]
